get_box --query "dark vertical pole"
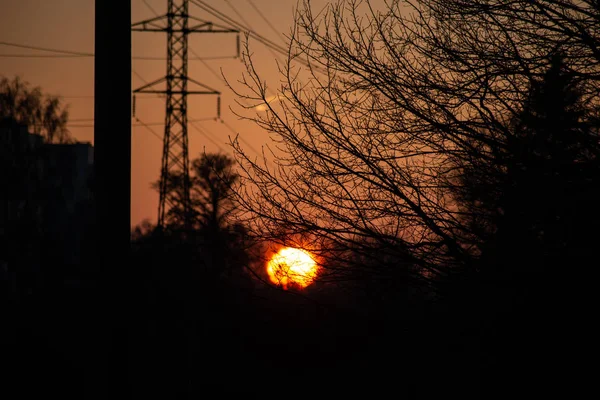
[95,0,131,396]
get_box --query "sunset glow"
[267,247,318,289]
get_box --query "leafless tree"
[225,0,600,290]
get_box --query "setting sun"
[267,247,318,289]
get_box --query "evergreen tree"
[495,55,600,279]
[456,55,600,285]
[144,152,252,280]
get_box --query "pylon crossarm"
[133,77,168,93]
[134,90,219,95]
[187,16,239,33]
[187,90,219,95]
[131,15,169,31]
[187,77,221,94]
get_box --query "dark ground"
[3,272,482,399]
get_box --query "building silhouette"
[1,117,94,287]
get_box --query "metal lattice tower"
[132,0,238,229]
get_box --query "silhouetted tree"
[1,77,90,293]
[459,56,599,270]
[0,117,45,292]
[129,154,263,396]
[440,54,599,328]
[191,153,240,230]
[226,3,600,391]
[143,152,254,281]
[227,0,600,292]
[191,153,250,280]
[1,75,74,271]
[1,76,71,144]
[154,153,239,230]
[1,79,97,399]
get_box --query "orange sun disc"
[267,247,318,289]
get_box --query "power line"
[132,94,164,99]
[133,114,263,161]
[134,55,236,61]
[183,1,280,99]
[69,118,95,122]
[246,0,287,45]
[70,118,258,161]
[221,119,262,158]
[132,0,239,228]
[223,0,285,65]
[67,118,214,128]
[57,95,94,99]
[142,0,160,16]
[190,0,287,53]
[189,0,323,75]
[0,54,87,59]
[189,0,290,57]
[132,69,166,101]
[0,39,232,61]
[133,116,163,141]
[0,53,233,61]
[224,0,255,37]
[1,3,319,67]
[136,0,257,163]
[189,120,227,153]
[140,1,230,86]
[132,69,150,85]
[0,40,93,57]
[136,0,275,120]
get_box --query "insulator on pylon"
[132,94,136,118]
[217,96,221,120]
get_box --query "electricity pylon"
[132,0,238,229]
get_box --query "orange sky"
[0,0,390,228]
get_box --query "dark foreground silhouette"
[2,244,481,398]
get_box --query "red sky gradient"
[0,0,388,228]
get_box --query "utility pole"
[132,0,238,229]
[95,0,131,396]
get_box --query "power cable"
[224,0,255,38]
[135,0,276,161]
[0,54,87,58]
[133,116,163,141]
[246,0,287,45]
[142,0,160,16]
[57,95,94,99]
[190,0,323,76]
[138,1,225,89]
[140,1,229,87]
[0,53,231,60]
[189,0,290,57]
[67,118,213,129]
[0,40,93,57]
[220,119,262,158]
[134,55,235,61]
[0,41,231,60]
[223,0,286,66]
[189,120,226,152]
[133,69,150,85]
